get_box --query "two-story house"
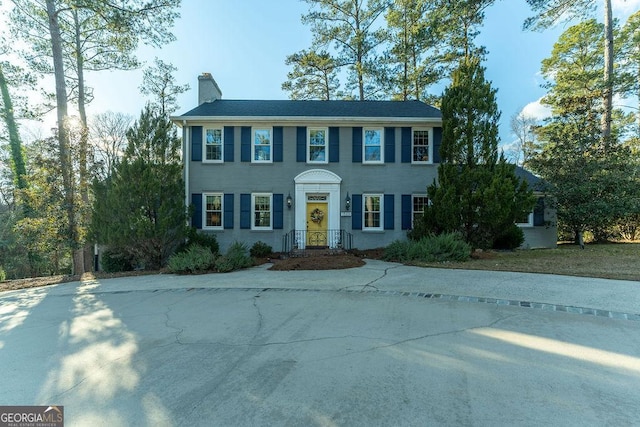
[172,73,556,253]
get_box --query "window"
[204,128,223,162]
[412,128,432,163]
[363,128,383,163]
[252,193,272,229]
[412,195,429,228]
[363,194,382,230]
[204,193,223,229]
[252,128,272,162]
[516,211,534,227]
[308,128,328,163]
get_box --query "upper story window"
[252,128,272,162]
[252,193,272,230]
[412,128,432,163]
[204,128,223,162]
[412,195,429,228]
[363,194,383,230]
[308,128,328,163]
[363,128,384,163]
[204,193,223,229]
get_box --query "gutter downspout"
[183,120,189,225]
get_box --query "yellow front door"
[306,202,328,247]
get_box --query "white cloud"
[613,0,640,17]
[521,98,552,121]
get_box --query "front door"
[306,202,328,247]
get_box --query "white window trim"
[516,212,534,228]
[411,194,429,229]
[307,127,329,164]
[252,193,273,230]
[363,193,383,231]
[251,127,273,163]
[363,128,384,164]
[411,127,433,164]
[202,192,224,230]
[203,127,224,163]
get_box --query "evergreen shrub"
[215,242,253,273]
[101,248,134,273]
[383,233,471,263]
[167,244,215,274]
[492,224,525,250]
[250,241,272,258]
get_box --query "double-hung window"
[412,195,429,228]
[308,128,328,163]
[204,128,223,162]
[363,128,383,163]
[412,128,432,163]
[363,194,383,230]
[203,193,223,229]
[252,193,272,230]
[252,128,272,162]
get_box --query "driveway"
[1,260,639,426]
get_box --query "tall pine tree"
[423,57,534,249]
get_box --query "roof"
[515,166,546,191]
[178,99,441,119]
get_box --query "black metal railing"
[282,229,353,255]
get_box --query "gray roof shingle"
[180,99,441,119]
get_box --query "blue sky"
[79,0,640,147]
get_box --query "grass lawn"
[415,242,640,281]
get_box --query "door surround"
[293,169,342,249]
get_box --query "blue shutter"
[352,194,362,230]
[384,127,395,163]
[224,126,234,162]
[240,194,251,229]
[241,127,251,162]
[191,193,202,229]
[273,127,283,162]
[533,197,545,226]
[401,194,412,230]
[192,126,202,162]
[224,193,234,229]
[433,127,442,163]
[273,194,283,229]
[329,127,339,162]
[384,194,394,230]
[352,127,362,163]
[296,126,306,162]
[401,127,411,163]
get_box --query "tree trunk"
[73,10,94,272]
[601,0,613,148]
[46,0,84,275]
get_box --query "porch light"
[287,193,293,210]
[345,192,351,211]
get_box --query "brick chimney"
[198,72,222,104]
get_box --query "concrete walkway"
[1,261,639,426]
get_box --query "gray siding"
[189,125,438,251]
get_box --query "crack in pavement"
[339,264,400,292]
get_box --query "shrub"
[383,240,410,262]
[101,248,134,273]
[384,233,471,263]
[215,242,253,273]
[492,224,525,250]
[177,228,220,255]
[167,244,215,274]
[250,241,272,258]
[0,266,5,282]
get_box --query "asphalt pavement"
[1,260,639,426]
